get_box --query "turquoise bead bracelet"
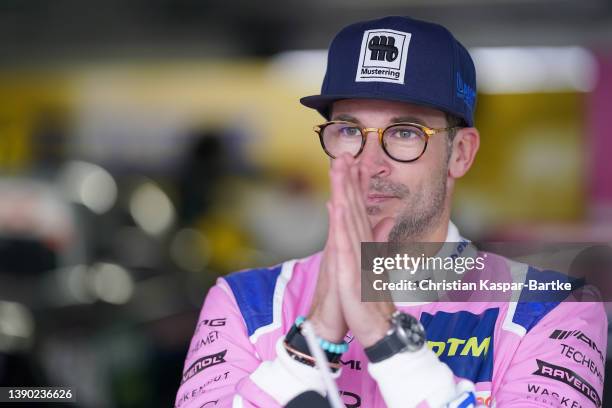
[294,316,349,355]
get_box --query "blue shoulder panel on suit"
[511,266,584,333]
[224,265,283,336]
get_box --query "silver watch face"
[394,312,426,351]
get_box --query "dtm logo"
[368,36,398,62]
[428,336,490,357]
[355,28,411,84]
[420,308,498,382]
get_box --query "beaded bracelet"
[294,316,349,355]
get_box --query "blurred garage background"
[1,0,611,406]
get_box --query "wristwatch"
[364,310,426,363]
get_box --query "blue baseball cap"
[300,16,477,127]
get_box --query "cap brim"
[300,93,472,127]
[299,94,372,119]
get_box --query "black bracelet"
[283,341,341,372]
[284,321,343,365]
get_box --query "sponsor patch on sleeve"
[532,359,601,407]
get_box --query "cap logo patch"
[355,29,411,84]
[456,72,476,111]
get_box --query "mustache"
[368,178,410,198]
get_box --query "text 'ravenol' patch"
[355,29,411,84]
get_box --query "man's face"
[330,99,451,241]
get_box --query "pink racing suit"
[175,226,607,407]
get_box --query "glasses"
[314,121,458,162]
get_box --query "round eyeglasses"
[314,121,459,162]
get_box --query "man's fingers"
[333,204,350,251]
[328,154,376,295]
[331,154,368,245]
[345,167,369,244]
[333,203,357,266]
[335,204,359,285]
[341,156,371,256]
[339,154,371,242]
[348,162,370,239]
[323,201,343,293]
[325,201,336,251]
[351,162,373,239]
[329,153,349,207]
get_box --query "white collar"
[446,220,462,243]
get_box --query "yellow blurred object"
[0,73,72,171]
[0,62,588,233]
[455,92,585,229]
[195,210,254,274]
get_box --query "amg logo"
[181,350,227,385]
[533,360,601,407]
[550,330,604,363]
[368,36,399,62]
[196,318,227,333]
[551,329,575,340]
[201,318,226,327]
[428,336,490,357]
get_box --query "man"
[175,16,607,407]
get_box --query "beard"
[367,163,448,243]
